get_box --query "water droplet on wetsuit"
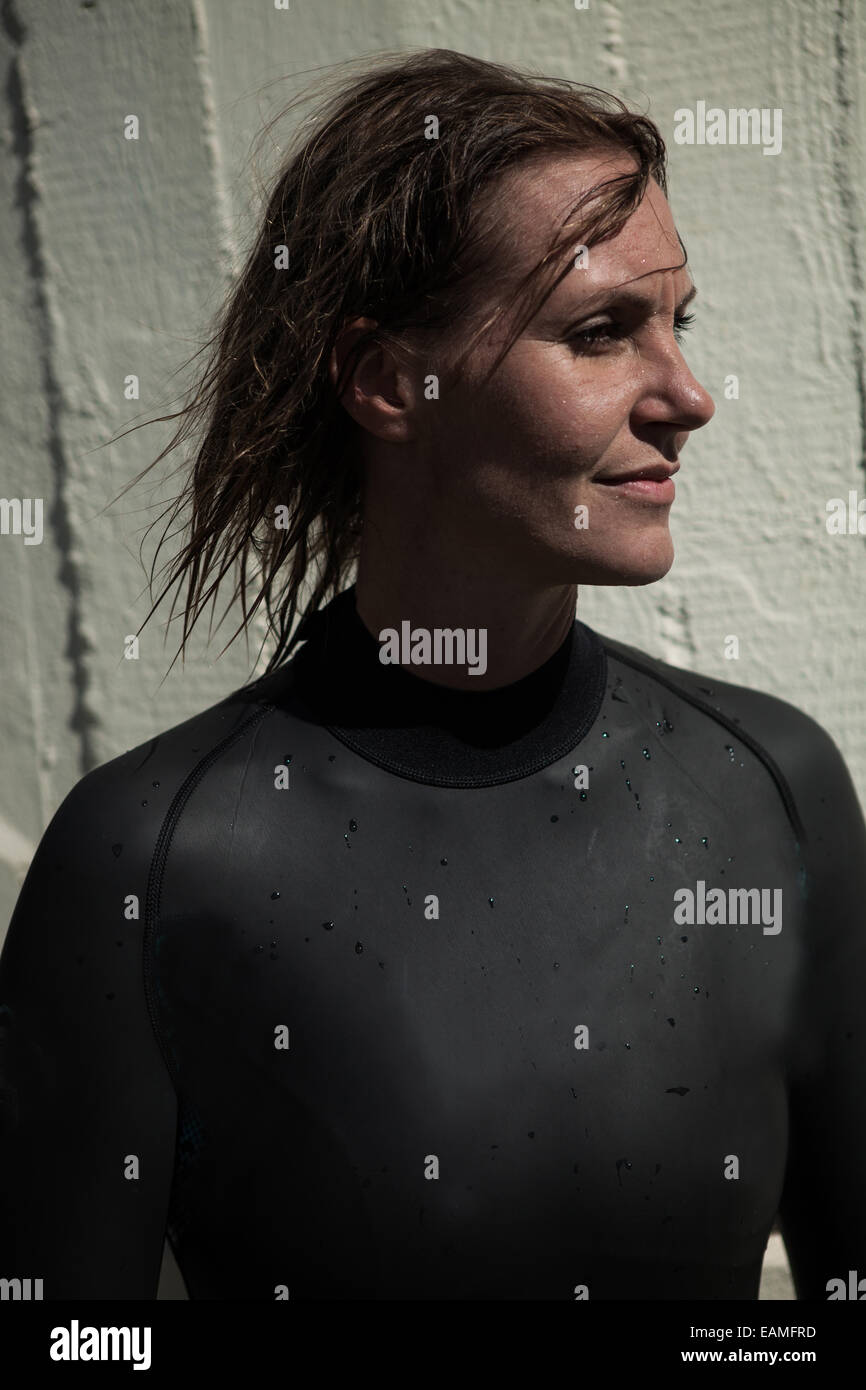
[271,891,280,900]
[354,941,363,954]
[349,818,358,832]
[615,1158,631,1185]
[322,921,334,931]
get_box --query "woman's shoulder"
[600,630,840,754]
[598,630,862,845]
[29,679,282,880]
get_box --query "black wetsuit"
[1,585,865,1301]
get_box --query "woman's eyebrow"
[560,281,698,318]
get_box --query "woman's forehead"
[480,156,680,289]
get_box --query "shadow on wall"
[155,1234,797,1300]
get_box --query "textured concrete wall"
[2,0,864,1300]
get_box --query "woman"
[1,48,864,1301]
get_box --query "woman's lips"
[594,469,677,504]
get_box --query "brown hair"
[123,47,669,673]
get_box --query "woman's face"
[410,153,715,587]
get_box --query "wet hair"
[124,47,669,672]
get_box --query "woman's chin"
[556,537,675,586]
[616,545,675,585]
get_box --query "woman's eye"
[568,311,697,353]
[567,322,626,351]
[673,310,696,343]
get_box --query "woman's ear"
[328,316,418,442]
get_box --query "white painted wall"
[3,0,864,1303]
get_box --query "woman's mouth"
[594,466,678,504]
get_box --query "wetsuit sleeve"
[776,719,866,1299]
[0,763,177,1299]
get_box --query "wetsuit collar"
[292,584,607,788]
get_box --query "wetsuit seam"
[142,701,275,1090]
[603,642,806,846]
[320,641,609,789]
